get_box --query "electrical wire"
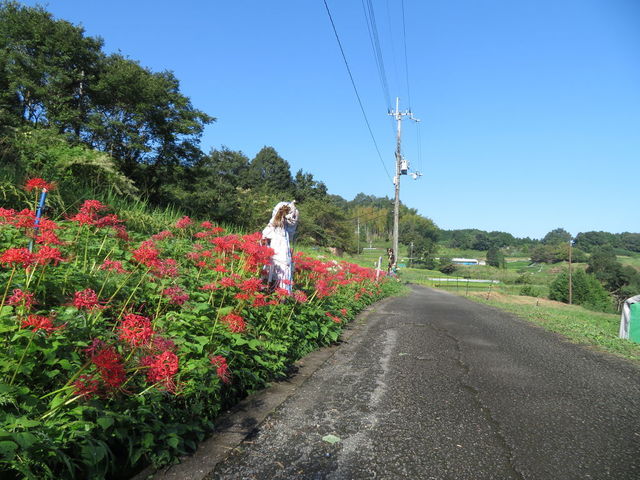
[401,0,412,108]
[322,0,393,182]
[362,0,396,137]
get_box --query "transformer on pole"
[388,97,419,269]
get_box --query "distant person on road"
[387,247,395,275]
[262,201,299,293]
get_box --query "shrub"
[548,269,612,312]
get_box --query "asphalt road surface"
[206,285,640,480]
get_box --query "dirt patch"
[466,291,570,308]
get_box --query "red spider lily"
[10,209,36,229]
[325,312,342,323]
[93,214,123,229]
[151,335,176,352]
[239,277,264,293]
[79,200,108,215]
[152,230,173,241]
[72,289,107,311]
[114,225,130,242]
[100,259,129,274]
[131,241,160,268]
[174,216,193,229]
[251,294,268,307]
[162,286,189,305]
[200,221,214,229]
[200,283,219,291]
[73,374,101,399]
[119,313,154,346]
[210,355,231,383]
[142,351,179,391]
[21,314,65,333]
[218,274,241,288]
[7,289,36,311]
[274,288,290,298]
[89,345,126,390]
[292,290,308,303]
[0,208,16,223]
[152,258,179,278]
[340,308,348,316]
[34,245,66,266]
[24,177,55,192]
[214,264,229,273]
[221,313,246,333]
[0,247,35,268]
[69,211,96,226]
[35,229,63,245]
[210,234,241,253]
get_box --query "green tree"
[399,214,439,266]
[293,169,327,202]
[542,228,572,245]
[246,146,293,195]
[486,246,505,268]
[549,269,612,312]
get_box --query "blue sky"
[22,1,640,239]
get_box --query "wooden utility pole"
[388,97,419,267]
[568,238,573,305]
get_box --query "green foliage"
[398,213,438,264]
[542,228,572,245]
[486,246,505,268]
[548,269,612,312]
[0,190,394,478]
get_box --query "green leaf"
[166,436,180,449]
[97,416,114,430]
[141,432,154,448]
[0,440,18,460]
[322,434,341,444]
[14,432,37,449]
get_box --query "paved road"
[206,285,640,480]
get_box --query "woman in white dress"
[261,201,299,293]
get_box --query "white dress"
[261,202,299,292]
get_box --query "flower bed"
[0,183,393,479]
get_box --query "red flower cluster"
[73,374,101,398]
[152,230,173,241]
[162,285,189,306]
[131,241,160,267]
[0,247,35,268]
[21,314,64,333]
[72,289,106,311]
[24,177,55,192]
[86,343,126,390]
[325,312,341,323]
[7,289,36,311]
[221,313,246,333]
[210,355,230,383]
[100,259,129,274]
[119,313,154,346]
[174,216,193,229]
[34,245,66,266]
[142,351,179,391]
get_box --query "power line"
[322,0,392,182]
[361,0,392,109]
[401,0,412,108]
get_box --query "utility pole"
[568,238,573,305]
[388,97,419,267]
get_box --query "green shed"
[620,295,640,343]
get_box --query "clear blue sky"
[22,1,640,239]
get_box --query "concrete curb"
[132,297,393,480]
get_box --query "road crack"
[431,324,526,480]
